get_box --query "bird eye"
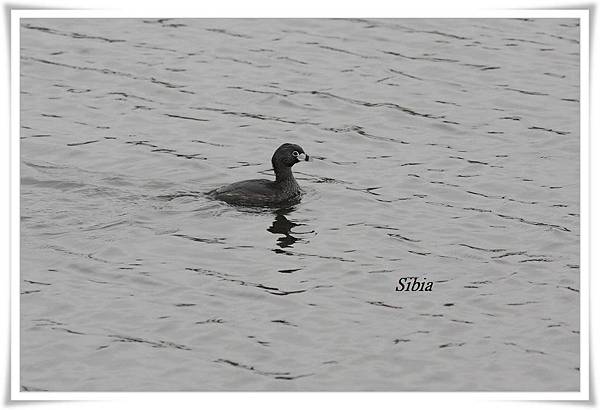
[292,151,299,157]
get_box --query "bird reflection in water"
[267,207,303,248]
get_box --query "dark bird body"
[209,143,309,207]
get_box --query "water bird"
[209,143,310,207]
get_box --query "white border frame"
[10,8,590,402]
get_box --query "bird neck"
[274,166,296,184]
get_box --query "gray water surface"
[20,18,580,391]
